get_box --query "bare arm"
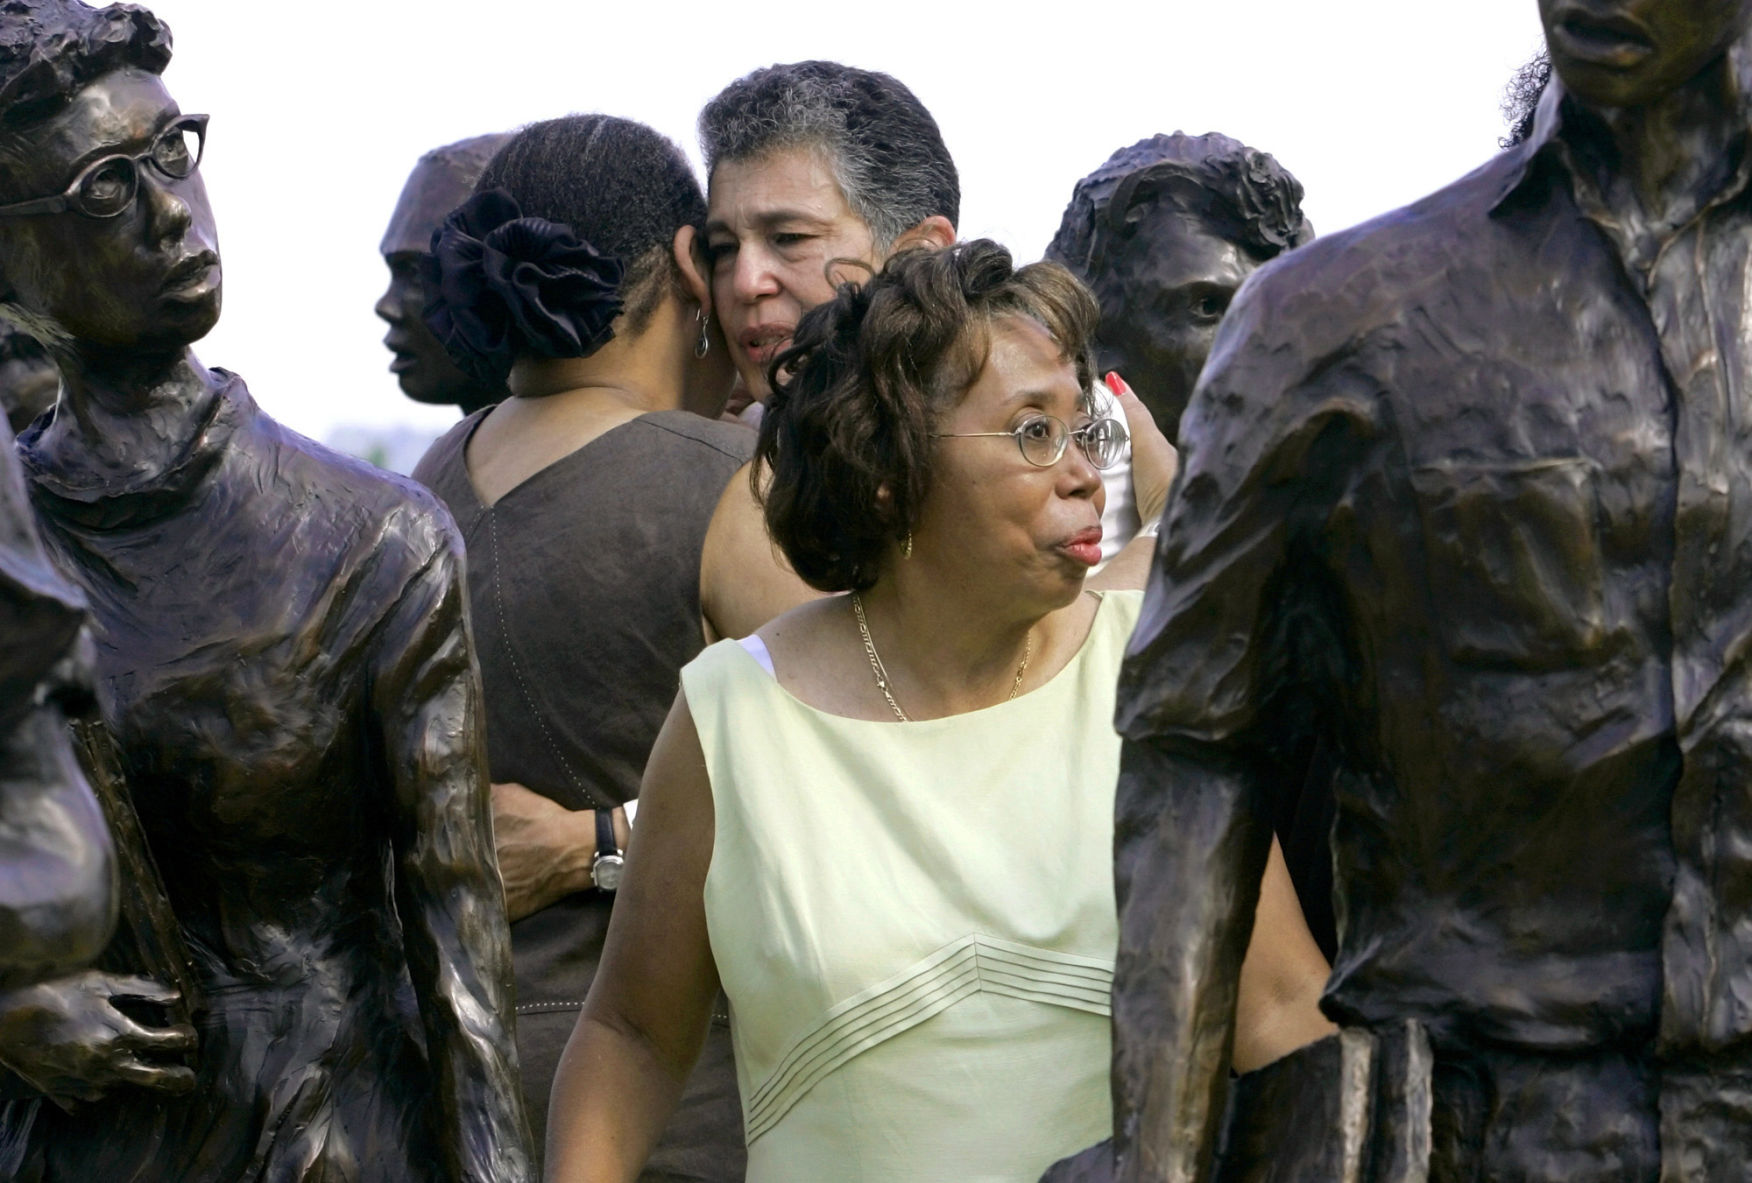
[546,691,720,1182]
[375,540,532,1182]
[1232,839,1334,1073]
[491,782,626,923]
[699,462,821,641]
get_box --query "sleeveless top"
[682,590,1142,1182]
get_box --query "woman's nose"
[1059,438,1104,497]
[732,247,781,303]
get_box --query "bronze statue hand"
[0,970,195,1103]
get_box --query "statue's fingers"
[102,975,180,1006]
[121,1018,196,1053]
[111,1058,195,1094]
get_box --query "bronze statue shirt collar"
[1492,68,1752,232]
[17,371,246,530]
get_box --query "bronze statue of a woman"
[0,2,531,1178]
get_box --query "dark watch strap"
[595,806,618,861]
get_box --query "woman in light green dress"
[546,241,1334,1183]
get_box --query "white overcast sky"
[140,0,1547,443]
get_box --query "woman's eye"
[773,233,812,249]
[1018,418,1054,441]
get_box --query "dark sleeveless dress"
[414,407,754,1180]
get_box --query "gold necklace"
[850,592,1032,723]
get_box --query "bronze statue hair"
[1046,131,1312,281]
[0,0,171,137]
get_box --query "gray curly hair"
[700,61,959,250]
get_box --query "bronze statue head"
[1539,0,1752,109]
[0,1,217,363]
[376,133,510,413]
[1046,132,1311,444]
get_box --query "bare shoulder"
[700,461,821,639]
[756,595,851,676]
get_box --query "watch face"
[594,853,625,893]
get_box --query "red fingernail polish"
[1104,371,1125,395]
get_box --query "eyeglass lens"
[1015,416,1124,470]
[75,120,204,217]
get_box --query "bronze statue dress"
[5,373,527,1181]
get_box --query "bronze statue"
[1045,133,1336,958]
[1045,133,1312,447]
[0,324,57,432]
[0,3,531,1179]
[378,133,511,416]
[0,424,114,991]
[1092,0,1752,1179]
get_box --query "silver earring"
[694,308,711,359]
[902,532,913,560]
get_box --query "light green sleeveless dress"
[681,590,1141,1182]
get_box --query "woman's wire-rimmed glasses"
[0,114,208,220]
[934,414,1128,470]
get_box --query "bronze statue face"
[1089,197,1260,444]
[0,67,219,354]
[1539,0,1752,108]
[375,251,478,405]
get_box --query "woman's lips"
[1059,526,1104,568]
[738,325,793,367]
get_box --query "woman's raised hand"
[1104,371,1177,527]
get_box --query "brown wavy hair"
[755,239,1097,593]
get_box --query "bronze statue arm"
[1112,740,1274,1183]
[1103,283,1379,1180]
[0,697,114,988]
[372,537,533,1182]
[0,447,114,985]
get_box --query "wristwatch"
[592,808,624,893]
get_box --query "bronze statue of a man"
[0,2,531,1179]
[1044,133,1337,959]
[377,133,510,416]
[1045,132,1312,446]
[1108,0,1752,1178]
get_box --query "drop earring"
[902,532,913,560]
[694,307,711,359]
